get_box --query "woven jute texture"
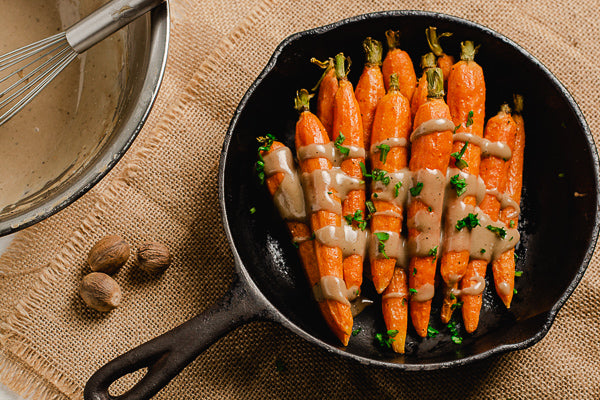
[1,0,599,398]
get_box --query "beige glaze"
[297,142,365,166]
[262,146,306,221]
[453,131,512,160]
[314,225,369,258]
[368,230,408,267]
[410,118,455,142]
[369,137,408,156]
[0,0,125,214]
[301,169,364,214]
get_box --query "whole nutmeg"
[80,272,122,312]
[137,242,172,273]
[88,235,130,274]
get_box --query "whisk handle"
[66,0,165,53]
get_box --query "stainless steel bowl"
[0,2,169,236]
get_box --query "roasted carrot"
[410,52,437,122]
[311,57,338,138]
[440,40,486,323]
[408,68,454,337]
[382,30,417,101]
[294,89,353,345]
[492,95,525,308]
[461,104,517,333]
[355,37,385,148]
[369,73,411,293]
[332,53,365,294]
[382,267,409,353]
[425,27,454,89]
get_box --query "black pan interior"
[221,11,599,367]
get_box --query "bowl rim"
[221,9,600,369]
[0,2,170,237]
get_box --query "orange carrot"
[382,30,417,101]
[410,52,437,122]
[492,95,525,308]
[440,40,486,323]
[382,267,409,353]
[461,104,517,333]
[311,57,338,139]
[425,27,454,89]
[355,37,385,148]
[332,53,365,294]
[369,73,411,293]
[408,68,454,337]
[294,89,353,345]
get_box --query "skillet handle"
[84,274,271,400]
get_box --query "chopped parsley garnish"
[249,207,256,214]
[374,193,379,198]
[374,232,390,259]
[558,172,565,178]
[376,143,391,163]
[450,293,456,300]
[375,329,399,348]
[344,210,368,231]
[514,253,519,260]
[372,169,391,185]
[428,246,438,260]
[447,320,463,345]
[394,182,402,197]
[451,301,464,310]
[450,174,467,197]
[360,161,368,176]
[309,232,316,240]
[509,220,515,228]
[515,270,523,277]
[453,124,461,134]
[486,225,507,239]
[428,206,432,212]
[352,328,362,336]
[255,159,266,184]
[513,288,518,294]
[427,326,439,338]
[366,200,376,215]
[334,132,350,156]
[466,110,474,127]
[292,241,299,248]
[450,141,469,169]
[456,213,480,231]
[410,182,424,196]
[413,267,417,276]
[409,288,418,294]
[480,248,486,254]
[255,133,277,184]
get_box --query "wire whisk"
[0,0,164,127]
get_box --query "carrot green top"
[425,27,452,57]
[294,89,314,113]
[426,68,444,99]
[334,52,351,80]
[421,52,437,70]
[460,40,480,62]
[363,37,383,66]
[385,29,401,51]
[513,94,524,114]
[310,57,335,92]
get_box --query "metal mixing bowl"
[0,2,169,237]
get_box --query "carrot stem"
[425,27,452,57]
[310,57,335,92]
[363,37,383,66]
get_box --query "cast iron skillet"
[84,11,599,400]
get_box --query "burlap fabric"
[0,0,598,398]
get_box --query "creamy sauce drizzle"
[370,137,408,156]
[412,283,435,302]
[410,118,455,142]
[368,231,408,267]
[262,146,306,221]
[297,142,365,166]
[314,225,369,258]
[450,275,486,296]
[453,132,512,160]
[370,168,411,206]
[302,169,364,214]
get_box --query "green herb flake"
[309,233,316,241]
[256,160,266,184]
[450,174,467,197]
[375,330,397,348]
[366,200,376,215]
[428,246,438,259]
[428,206,433,212]
[513,288,518,294]
[345,210,368,231]
[352,328,362,336]
[410,182,424,196]
[453,124,461,134]
[413,267,417,276]
[480,248,486,254]
[394,182,402,198]
[376,144,391,164]
[249,207,256,214]
[451,301,464,310]
[486,225,507,239]
[450,141,469,169]
[359,161,368,176]
[451,336,463,345]
[375,232,390,259]
[427,326,439,338]
[558,172,565,178]
[447,320,463,345]
[292,241,299,248]
[509,220,515,228]
[456,213,480,231]
[515,270,523,277]
[328,191,333,195]
[372,169,391,185]
[450,293,456,300]
[334,132,350,156]
[466,110,474,127]
[409,288,418,294]
[374,193,379,198]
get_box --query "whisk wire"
[0,32,67,72]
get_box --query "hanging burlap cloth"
[0,0,599,398]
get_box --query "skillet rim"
[219,10,600,370]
